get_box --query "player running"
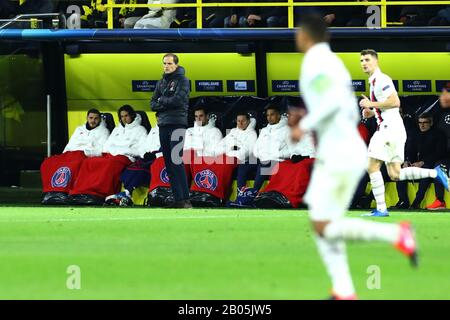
[292,15,418,300]
[360,49,449,217]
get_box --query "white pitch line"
[0,213,307,223]
[0,212,446,223]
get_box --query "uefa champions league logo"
[160,167,170,184]
[445,115,450,125]
[194,170,218,191]
[51,167,72,188]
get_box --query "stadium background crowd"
[1,0,449,28]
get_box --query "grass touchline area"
[0,207,448,300]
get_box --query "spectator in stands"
[81,0,108,28]
[69,105,147,205]
[429,6,450,26]
[15,0,55,14]
[105,122,161,206]
[0,0,55,27]
[171,0,195,28]
[395,113,447,209]
[40,108,110,205]
[224,0,247,28]
[238,0,288,28]
[345,0,371,27]
[115,0,149,28]
[184,107,223,157]
[254,106,316,208]
[230,105,290,206]
[397,5,442,26]
[0,0,17,19]
[186,0,229,28]
[295,0,360,27]
[134,0,177,29]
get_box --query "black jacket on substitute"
[396,126,447,209]
[406,127,447,166]
[151,66,190,127]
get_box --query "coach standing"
[151,53,192,208]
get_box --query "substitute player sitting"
[360,49,449,217]
[69,105,148,205]
[189,112,256,206]
[184,106,223,157]
[40,108,110,204]
[105,123,162,207]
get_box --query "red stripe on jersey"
[371,78,383,129]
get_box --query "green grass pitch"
[0,207,448,299]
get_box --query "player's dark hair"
[87,108,100,116]
[418,112,433,124]
[194,105,207,115]
[118,105,136,126]
[163,53,179,64]
[361,49,379,59]
[236,111,250,120]
[298,14,329,43]
[265,104,280,114]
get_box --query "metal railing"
[104,0,450,29]
[0,13,60,29]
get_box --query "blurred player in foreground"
[292,15,418,300]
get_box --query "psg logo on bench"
[194,169,218,191]
[160,167,170,184]
[51,167,72,188]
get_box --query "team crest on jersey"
[51,167,72,188]
[194,169,218,191]
[160,167,170,184]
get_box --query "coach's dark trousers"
[159,124,190,202]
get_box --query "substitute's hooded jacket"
[150,66,190,127]
[138,124,163,159]
[63,119,110,157]
[102,113,148,162]
[215,118,258,162]
[253,116,291,162]
[184,116,223,157]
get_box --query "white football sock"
[323,218,400,243]
[369,171,387,212]
[399,167,437,180]
[314,236,355,298]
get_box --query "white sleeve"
[236,130,257,161]
[300,73,342,132]
[380,74,396,98]
[204,128,223,156]
[63,127,81,153]
[183,128,194,150]
[85,128,110,157]
[126,127,149,158]
[138,133,151,158]
[253,133,263,159]
[102,127,117,154]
